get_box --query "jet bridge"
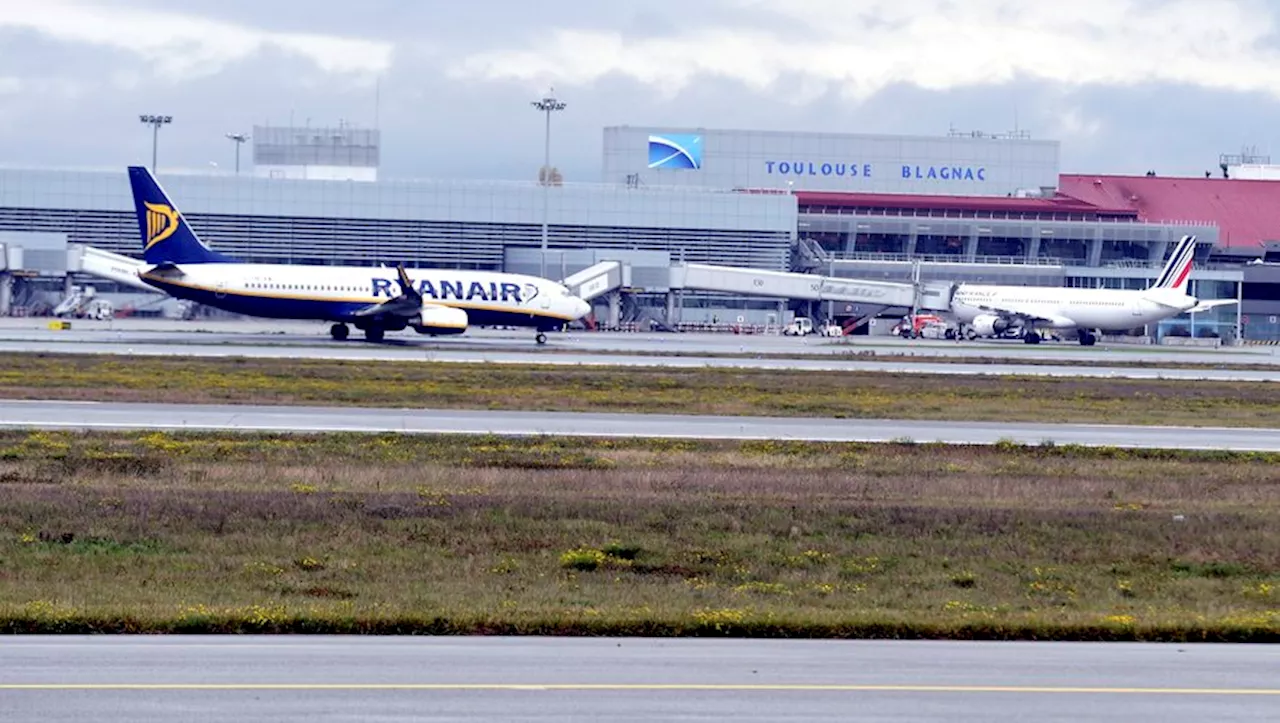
[559,258,953,330]
[562,261,630,302]
[66,244,155,291]
[669,263,952,308]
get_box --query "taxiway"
[3,400,1276,450]
[1,637,1275,722]
[1,319,1276,381]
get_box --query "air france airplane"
[950,234,1237,345]
[127,166,590,343]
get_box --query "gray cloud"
[1,0,1278,185]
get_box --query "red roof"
[792,190,1136,219]
[1059,174,1280,248]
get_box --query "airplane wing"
[1187,299,1239,314]
[970,302,1074,328]
[351,264,432,319]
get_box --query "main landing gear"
[329,323,384,343]
[1078,330,1098,346]
[1022,329,1042,345]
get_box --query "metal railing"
[834,252,1067,266]
[799,205,1216,227]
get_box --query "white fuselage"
[137,263,589,327]
[951,284,1196,331]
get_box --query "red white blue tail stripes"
[1150,235,1196,293]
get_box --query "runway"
[4,400,1278,450]
[1,320,1278,381]
[1,637,1275,721]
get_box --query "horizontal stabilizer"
[143,262,185,276]
[1187,298,1239,314]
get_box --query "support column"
[964,232,979,262]
[1235,279,1243,343]
[607,291,621,329]
[1149,241,1170,264]
[0,273,12,316]
[1087,236,1103,267]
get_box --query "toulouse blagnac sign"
[644,134,989,183]
[763,160,987,182]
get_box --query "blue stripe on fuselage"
[142,278,564,328]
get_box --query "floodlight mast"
[530,88,566,280]
[226,132,250,175]
[139,114,173,171]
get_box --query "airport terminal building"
[0,122,1277,340]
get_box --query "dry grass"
[3,353,1280,427]
[1,431,1278,639]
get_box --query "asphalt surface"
[2,323,1279,382]
[3,337,1279,382]
[1,637,1276,722]
[2,317,1276,367]
[3,400,1278,450]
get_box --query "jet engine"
[971,313,1010,338]
[412,305,468,336]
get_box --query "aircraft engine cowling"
[971,313,1009,337]
[412,305,468,336]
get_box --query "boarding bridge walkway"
[564,260,950,310]
[670,263,952,309]
[66,244,155,291]
[562,261,630,302]
[561,259,952,330]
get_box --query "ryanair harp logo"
[144,201,179,250]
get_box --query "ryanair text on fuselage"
[371,277,536,304]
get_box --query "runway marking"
[1,683,1277,695]
[0,420,1277,452]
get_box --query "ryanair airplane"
[128,166,591,343]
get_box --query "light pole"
[138,114,172,171]
[530,87,566,279]
[226,132,250,175]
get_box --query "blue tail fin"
[128,166,235,264]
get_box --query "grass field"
[3,353,1280,427]
[2,430,1278,640]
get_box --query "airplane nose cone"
[574,298,591,319]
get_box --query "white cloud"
[0,1,393,82]
[448,0,1280,101]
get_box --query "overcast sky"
[2,0,1280,183]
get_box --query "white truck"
[783,317,843,337]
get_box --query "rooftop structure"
[1058,174,1280,249]
[252,123,380,182]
